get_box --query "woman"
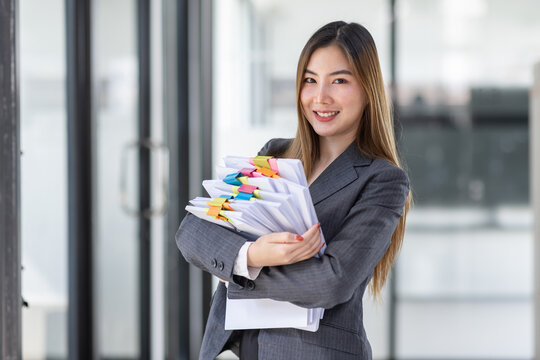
[176,21,411,360]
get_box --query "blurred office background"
[8,0,540,359]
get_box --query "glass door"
[20,0,167,358]
[20,0,68,358]
[93,0,167,358]
[93,0,140,357]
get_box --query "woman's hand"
[247,223,324,267]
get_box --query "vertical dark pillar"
[66,0,94,359]
[137,0,152,358]
[164,0,191,358]
[186,0,214,355]
[176,1,191,356]
[164,0,213,358]
[0,0,21,359]
[199,0,213,328]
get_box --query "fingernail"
[317,223,321,229]
[296,235,303,241]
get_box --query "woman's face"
[300,44,367,143]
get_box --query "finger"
[288,224,319,255]
[289,229,321,262]
[314,241,326,256]
[313,238,325,256]
[300,225,321,250]
[263,226,321,265]
[301,228,323,259]
[301,222,321,239]
[266,232,304,244]
[302,232,323,260]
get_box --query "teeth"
[316,111,338,117]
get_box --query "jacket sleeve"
[226,165,409,309]
[176,213,252,282]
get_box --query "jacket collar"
[309,142,373,205]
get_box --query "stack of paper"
[185,155,325,332]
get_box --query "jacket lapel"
[309,142,373,205]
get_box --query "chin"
[311,125,337,138]
[314,131,339,140]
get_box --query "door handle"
[120,139,169,217]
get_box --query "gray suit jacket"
[176,138,409,360]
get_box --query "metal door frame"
[0,0,21,358]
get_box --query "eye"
[333,78,347,84]
[304,77,316,84]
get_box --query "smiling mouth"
[314,111,339,117]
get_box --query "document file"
[185,155,325,332]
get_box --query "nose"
[315,83,332,104]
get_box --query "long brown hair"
[284,21,412,299]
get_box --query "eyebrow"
[305,69,353,76]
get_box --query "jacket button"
[218,261,224,271]
[211,258,217,268]
[246,280,255,290]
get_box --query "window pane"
[397,0,539,357]
[20,0,67,358]
[93,0,139,357]
[213,0,390,157]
